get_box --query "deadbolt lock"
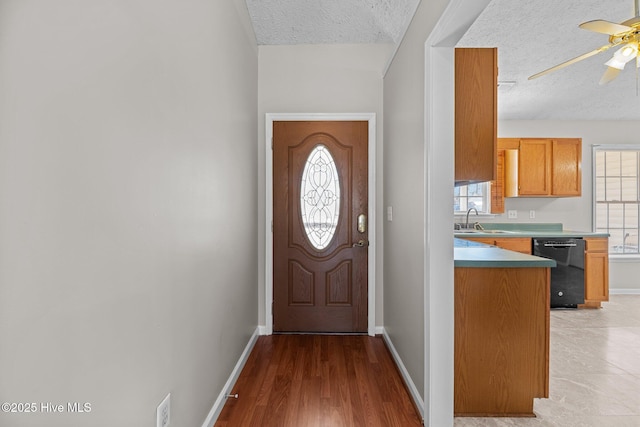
[357,214,367,233]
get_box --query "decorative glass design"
[300,144,340,250]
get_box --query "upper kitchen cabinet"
[518,139,552,196]
[455,48,497,184]
[495,137,582,198]
[518,138,582,197]
[551,139,582,196]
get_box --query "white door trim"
[265,113,376,336]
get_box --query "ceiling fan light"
[605,57,627,70]
[621,45,636,57]
[604,44,637,70]
[599,66,622,85]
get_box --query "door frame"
[265,113,376,336]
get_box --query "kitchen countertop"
[453,222,609,239]
[454,238,557,268]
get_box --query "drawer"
[585,238,608,252]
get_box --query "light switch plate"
[387,206,393,222]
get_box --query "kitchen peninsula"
[454,238,556,417]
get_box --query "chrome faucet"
[465,207,478,229]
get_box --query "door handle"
[352,240,369,247]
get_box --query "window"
[454,183,490,214]
[593,146,640,255]
[300,144,340,250]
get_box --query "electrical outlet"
[507,210,517,219]
[387,206,393,222]
[157,393,170,427]
[529,210,536,219]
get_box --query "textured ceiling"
[245,0,419,45]
[459,0,640,120]
[246,0,640,120]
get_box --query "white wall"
[383,0,453,415]
[491,120,640,292]
[257,44,392,329]
[384,0,492,424]
[0,1,258,426]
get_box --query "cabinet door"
[551,139,582,196]
[585,252,609,302]
[490,149,505,214]
[519,139,551,195]
[454,48,497,183]
[584,238,609,303]
[493,138,520,208]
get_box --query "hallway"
[214,334,422,426]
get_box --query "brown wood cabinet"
[490,139,519,213]
[492,138,582,203]
[455,266,550,416]
[518,139,552,196]
[464,236,532,254]
[455,48,497,184]
[490,149,505,214]
[551,139,582,196]
[582,237,609,308]
[461,235,610,309]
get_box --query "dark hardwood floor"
[214,335,423,427]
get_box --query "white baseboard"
[201,327,259,427]
[258,325,385,336]
[381,328,425,418]
[610,288,640,295]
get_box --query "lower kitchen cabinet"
[463,237,532,254]
[583,237,609,308]
[460,236,609,308]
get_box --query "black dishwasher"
[533,238,585,308]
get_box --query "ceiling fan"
[529,0,640,84]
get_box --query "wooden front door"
[273,121,368,333]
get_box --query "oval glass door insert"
[300,144,340,250]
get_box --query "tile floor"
[454,295,640,427]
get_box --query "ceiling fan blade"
[528,43,621,80]
[579,19,633,35]
[599,66,622,84]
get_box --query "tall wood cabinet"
[455,48,497,184]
